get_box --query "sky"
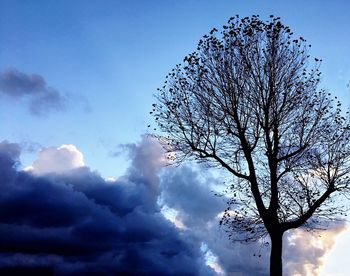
[0,0,349,275]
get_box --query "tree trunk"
[270,231,283,276]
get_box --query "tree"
[152,15,350,275]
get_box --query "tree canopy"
[153,15,350,275]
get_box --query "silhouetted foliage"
[153,15,350,275]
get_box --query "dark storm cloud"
[0,139,211,275]
[0,68,66,115]
[0,141,21,181]
[0,137,345,275]
[0,140,21,163]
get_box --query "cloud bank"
[0,137,346,275]
[0,68,66,115]
[0,139,210,275]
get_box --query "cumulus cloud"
[121,135,168,194]
[159,164,349,276]
[0,68,66,115]
[27,144,85,175]
[159,165,270,275]
[0,136,346,275]
[157,144,349,275]
[160,166,224,225]
[284,224,347,276]
[0,138,211,275]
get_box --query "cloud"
[0,138,211,275]
[284,224,347,276]
[0,136,346,275]
[159,165,270,275]
[157,145,348,275]
[27,144,85,175]
[121,135,168,194]
[0,141,21,181]
[0,140,21,162]
[160,165,226,229]
[0,68,66,115]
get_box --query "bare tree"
[153,15,350,275]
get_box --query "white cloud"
[201,242,225,275]
[26,144,85,175]
[124,135,168,195]
[161,205,187,230]
[106,177,117,182]
[284,224,347,276]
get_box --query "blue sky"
[0,0,349,274]
[1,0,349,178]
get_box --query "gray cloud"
[158,147,348,275]
[0,138,211,275]
[160,166,225,225]
[0,141,21,161]
[0,136,346,275]
[0,68,66,115]
[159,165,270,275]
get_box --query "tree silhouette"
[153,15,350,275]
